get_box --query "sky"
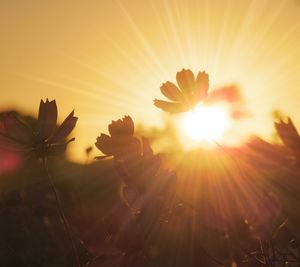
[1,0,300,162]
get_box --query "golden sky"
[1,0,300,162]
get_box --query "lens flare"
[182,105,230,142]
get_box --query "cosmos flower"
[154,69,249,121]
[95,115,141,159]
[95,116,177,195]
[154,69,209,113]
[0,99,78,157]
[122,137,161,187]
[95,116,175,191]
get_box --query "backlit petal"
[108,116,134,136]
[121,136,141,160]
[39,99,58,139]
[153,99,188,113]
[194,71,209,101]
[122,115,134,136]
[160,82,183,101]
[50,110,78,143]
[107,136,141,159]
[38,99,46,131]
[176,69,195,95]
[95,133,114,156]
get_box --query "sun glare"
[182,105,230,142]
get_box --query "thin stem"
[42,157,80,267]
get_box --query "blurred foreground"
[0,110,300,267]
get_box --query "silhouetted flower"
[154,69,209,113]
[274,117,300,153]
[95,115,141,159]
[95,116,176,201]
[120,137,161,188]
[0,99,78,157]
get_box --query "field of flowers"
[0,70,299,267]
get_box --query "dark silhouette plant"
[95,115,178,266]
[0,99,80,267]
[0,99,77,157]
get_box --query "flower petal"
[50,110,78,143]
[38,99,46,130]
[3,113,33,143]
[153,99,188,113]
[121,136,141,160]
[95,133,114,156]
[176,69,195,95]
[123,115,134,136]
[109,136,141,160]
[108,115,134,136]
[160,82,183,101]
[38,99,58,140]
[275,117,300,151]
[194,71,209,101]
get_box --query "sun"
[182,105,230,142]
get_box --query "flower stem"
[42,157,80,267]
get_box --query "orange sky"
[1,0,300,162]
